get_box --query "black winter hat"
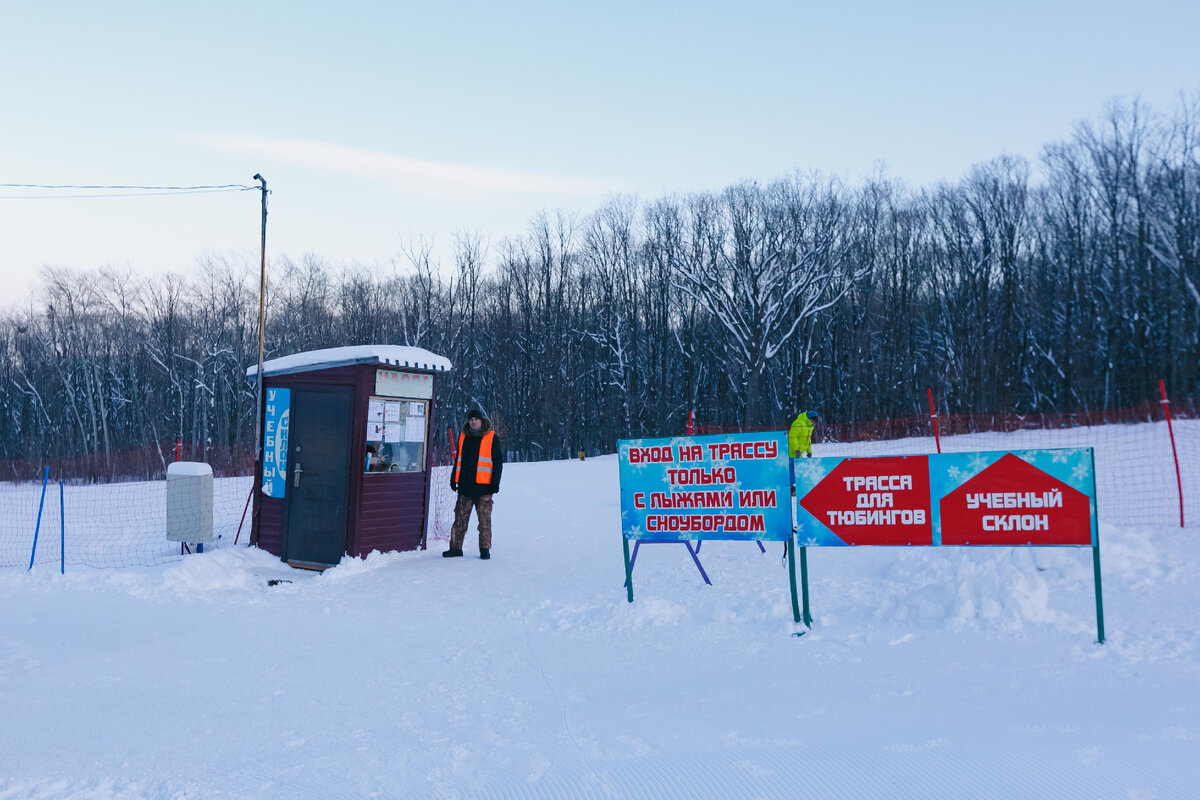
[467,409,483,421]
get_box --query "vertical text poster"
[618,433,791,541]
[383,401,403,443]
[261,388,290,499]
[366,398,385,442]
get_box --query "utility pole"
[253,173,268,468]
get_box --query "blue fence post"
[59,479,65,575]
[27,466,49,570]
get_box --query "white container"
[166,462,214,544]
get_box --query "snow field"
[0,423,1197,798]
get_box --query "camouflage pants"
[450,494,493,550]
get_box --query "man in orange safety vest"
[445,409,504,559]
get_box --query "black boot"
[442,548,463,558]
[480,548,490,560]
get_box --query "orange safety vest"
[455,430,495,485]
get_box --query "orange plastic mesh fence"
[693,400,1197,529]
[3,400,1194,569]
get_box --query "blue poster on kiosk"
[618,432,792,542]
[261,388,290,498]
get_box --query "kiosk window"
[365,398,428,473]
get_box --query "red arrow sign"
[799,456,932,545]
[940,453,1092,545]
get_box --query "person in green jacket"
[788,411,820,458]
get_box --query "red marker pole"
[686,409,695,436]
[175,438,182,462]
[1160,380,1185,528]
[927,388,942,454]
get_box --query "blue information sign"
[618,432,792,542]
[261,388,291,499]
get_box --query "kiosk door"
[284,387,353,567]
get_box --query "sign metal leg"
[800,545,812,628]
[623,536,634,603]
[787,537,801,625]
[683,541,712,585]
[1091,449,1104,645]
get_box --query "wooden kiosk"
[247,345,452,568]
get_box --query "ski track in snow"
[1,423,1198,798]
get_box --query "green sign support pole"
[800,545,812,628]
[1090,450,1104,645]
[623,536,634,603]
[1092,543,1105,644]
[787,536,800,624]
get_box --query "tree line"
[1,96,1196,477]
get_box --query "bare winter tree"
[672,177,865,426]
[428,228,489,423]
[579,196,640,436]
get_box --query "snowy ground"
[1,426,1198,799]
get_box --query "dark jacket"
[451,417,504,496]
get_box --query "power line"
[0,182,259,200]
[0,182,256,190]
[0,187,257,199]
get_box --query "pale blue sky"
[2,1,1197,304]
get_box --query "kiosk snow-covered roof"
[247,345,452,378]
